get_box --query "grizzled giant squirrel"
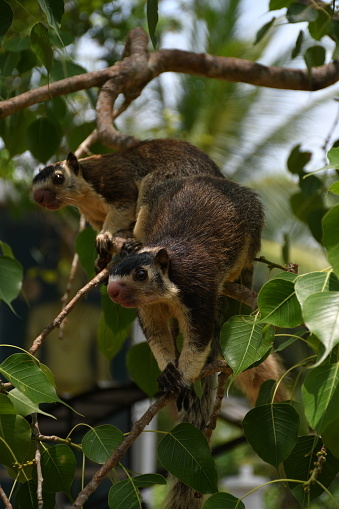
[107,174,287,509]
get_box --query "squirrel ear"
[155,248,169,273]
[67,152,80,175]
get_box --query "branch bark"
[1,27,339,150]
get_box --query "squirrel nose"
[107,281,124,302]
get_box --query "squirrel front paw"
[96,231,114,258]
[157,363,194,411]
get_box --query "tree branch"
[1,28,339,133]
[204,371,229,443]
[222,281,258,310]
[31,414,44,509]
[0,485,13,509]
[70,359,232,508]
[71,391,176,508]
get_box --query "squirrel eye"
[135,269,147,281]
[53,173,65,185]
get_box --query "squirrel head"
[107,248,178,308]
[32,153,83,209]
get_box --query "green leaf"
[290,191,323,223]
[147,0,158,48]
[82,425,124,464]
[243,403,299,468]
[298,173,322,197]
[129,473,167,487]
[33,445,76,496]
[269,0,295,9]
[15,481,56,509]
[322,416,339,458]
[287,144,312,174]
[4,36,30,51]
[97,311,127,360]
[38,0,64,32]
[328,146,339,168]
[255,379,277,406]
[30,23,53,73]
[0,414,32,468]
[291,30,304,59]
[302,363,339,433]
[307,207,327,244]
[254,18,276,45]
[304,45,326,73]
[323,204,339,275]
[158,423,218,494]
[75,227,97,278]
[26,117,62,163]
[50,60,87,81]
[0,255,22,310]
[302,292,339,365]
[284,436,339,506]
[308,8,332,41]
[7,388,55,418]
[203,492,245,509]
[220,317,274,386]
[257,277,303,328]
[0,353,60,404]
[295,271,339,305]
[0,393,16,414]
[328,181,339,195]
[126,342,161,397]
[108,475,166,509]
[287,3,319,23]
[0,240,13,257]
[97,291,135,360]
[0,0,13,47]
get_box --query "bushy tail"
[236,353,288,404]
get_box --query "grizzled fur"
[108,175,265,509]
[32,139,223,267]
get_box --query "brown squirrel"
[32,139,223,268]
[107,175,286,509]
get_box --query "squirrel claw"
[158,363,193,411]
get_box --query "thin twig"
[255,256,299,274]
[0,485,13,509]
[58,215,87,339]
[204,372,230,443]
[71,391,176,508]
[31,414,44,509]
[29,267,109,356]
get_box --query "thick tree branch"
[1,28,339,142]
[150,50,339,91]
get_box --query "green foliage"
[82,425,124,464]
[158,423,218,494]
[108,474,166,509]
[243,403,300,468]
[203,492,245,509]
[0,0,13,47]
[126,341,161,397]
[220,316,274,387]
